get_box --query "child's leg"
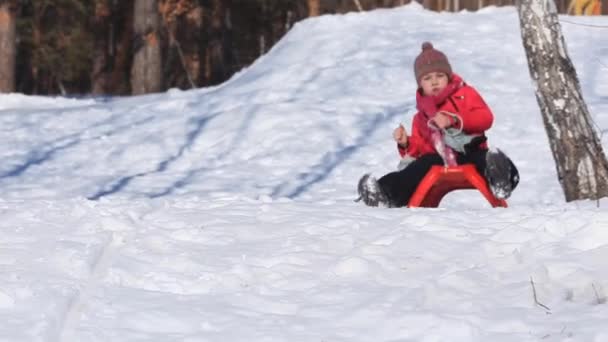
[378,154,444,207]
[458,149,487,175]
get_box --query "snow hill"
[1,3,608,341]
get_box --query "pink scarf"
[415,77,463,166]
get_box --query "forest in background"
[0,0,604,96]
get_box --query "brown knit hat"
[414,42,452,84]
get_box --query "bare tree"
[131,0,162,94]
[0,0,17,93]
[517,0,608,201]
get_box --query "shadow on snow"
[270,105,407,199]
[88,113,220,200]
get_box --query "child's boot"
[484,149,519,199]
[356,174,389,207]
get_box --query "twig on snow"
[592,283,606,304]
[530,277,551,312]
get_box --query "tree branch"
[530,277,551,312]
[592,283,606,304]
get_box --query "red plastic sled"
[407,165,508,208]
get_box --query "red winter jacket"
[398,74,493,158]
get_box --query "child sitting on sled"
[357,42,519,208]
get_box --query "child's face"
[420,72,449,96]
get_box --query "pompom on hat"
[414,42,452,84]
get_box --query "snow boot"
[484,149,519,199]
[355,174,389,207]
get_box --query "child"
[357,42,519,208]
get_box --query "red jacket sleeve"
[457,87,493,134]
[397,115,425,158]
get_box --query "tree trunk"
[603,0,608,14]
[91,0,112,95]
[352,0,364,11]
[181,4,203,88]
[204,0,231,85]
[308,0,320,16]
[517,0,608,201]
[0,1,17,93]
[161,0,203,88]
[131,0,162,94]
[107,0,134,95]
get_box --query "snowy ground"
[1,3,608,341]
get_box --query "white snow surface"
[1,4,608,341]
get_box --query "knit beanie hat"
[414,42,452,84]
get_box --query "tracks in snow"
[57,231,125,342]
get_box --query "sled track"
[57,232,124,342]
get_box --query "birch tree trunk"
[131,0,162,94]
[517,0,608,201]
[0,0,17,93]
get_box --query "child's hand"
[431,111,454,129]
[393,124,408,146]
